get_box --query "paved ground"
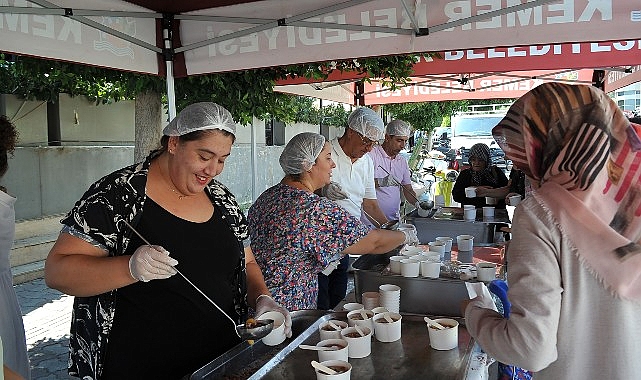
[15,278,74,380]
[15,277,356,380]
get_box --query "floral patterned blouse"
[248,183,369,310]
[60,150,249,380]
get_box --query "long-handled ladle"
[122,220,273,341]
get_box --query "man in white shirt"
[368,120,416,225]
[318,107,389,310]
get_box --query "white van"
[450,104,511,170]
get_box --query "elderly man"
[318,107,389,310]
[368,120,417,225]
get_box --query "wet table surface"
[189,310,475,380]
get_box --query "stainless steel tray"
[189,310,476,379]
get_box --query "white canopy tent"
[2,0,640,116]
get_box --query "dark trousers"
[317,255,349,310]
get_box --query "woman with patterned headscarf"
[462,83,641,379]
[452,142,509,208]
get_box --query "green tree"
[384,101,468,133]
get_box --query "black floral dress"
[60,150,249,380]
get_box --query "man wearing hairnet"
[318,107,390,310]
[368,120,417,224]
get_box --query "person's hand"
[321,260,340,275]
[474,186,492,197]
[256,295,292,338]
[401,228,419,246]
[128,245,178,282]
[321,182,348,200]
[376,175,397,188]
[505,192,519,203]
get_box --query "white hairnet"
[386,120,412,137]
[279,132,326,175]
[347,107,385,141]
[162,102,236,136]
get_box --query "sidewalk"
[15,278,74,380]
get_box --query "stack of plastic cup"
[378,284,401,313]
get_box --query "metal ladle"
[377,165,434,215]
[122,220,273,341]
[343,196,398,230]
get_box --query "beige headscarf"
[493,82,641,301]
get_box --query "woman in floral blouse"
[248,132,419,311]
[45,103,290,380]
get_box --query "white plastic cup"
[373,312,402,343]
[485,196,497,205]
[371,306,389,316]
[340,326,372,358]
[463,204,475,210]
[400,259,420,278]
[476,262,498,282]
[435,237,453,252]
[260,311,287,346]
[482,206,495,217]
[361,292,380,310]
[317,339,349,362]
[379,284,401,313]
[343,302,364,312]
[314,359,352,380]
[319,320,348,341]
[508,194,522,206]
[347,309,375,335]
[421,261,441,278]
[428,241,446,256]
[465,186,477,198]
[463,208,476,221]
[388,256,404,274]
[427,318,459,351]
[457,235,474,251]
[400,246,423,256]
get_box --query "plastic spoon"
[299,344,338,351]
[354,324,366,337]
[384,314,394,323]
[424,316,446,330]
[311,360,338,375]
[328,320,341,330]
[359,310,369,320]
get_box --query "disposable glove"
[129,245,178,282]
[321,259,340,276]
[376,175,398,188]
[321,181,348,200]
[401,228,419,246]
[256,294,292,338]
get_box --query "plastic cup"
[476,262,497,282]
[421,261,441,278]
[347,309,374,335]
[388,256,404,274]
[482,206,495,217]
[457,234,474,251]
[371,306,389,316]
[427,318,459,351]
[260,311,286,346]
[464,208,476,221]
[317,339,349,362]
[400,259,420,278]
[314,359,352,380]
[465,187,477,197]
[435,237,453,252]
[343,302,364,312]
[340,326,372,358]
[373,312,402,342]
[485,196,497,205]
[319,320,348,341]
[508,194,522,206]
[361,291,380,310]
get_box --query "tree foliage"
[0,53,420,126]
[384,101,469,134]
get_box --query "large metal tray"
[189,310,476,380]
